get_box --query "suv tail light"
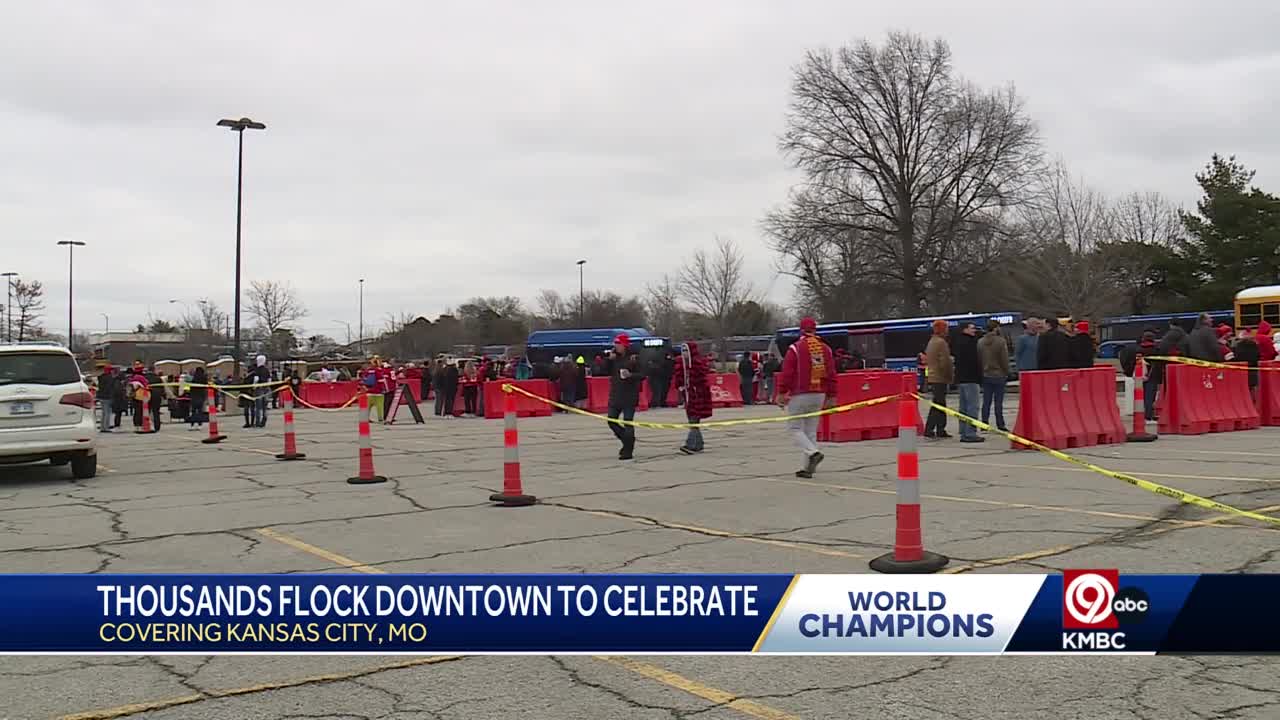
[60,392,94,409]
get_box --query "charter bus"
[1097,310,1233,358]
[525,328,671,368]
[774,312,1023,376]
[1235,286,1280,329]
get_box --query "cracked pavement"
[2,398,1279,719]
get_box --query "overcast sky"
[4,1,1278,341]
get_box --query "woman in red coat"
[672,341,712,454]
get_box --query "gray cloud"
[3,0,1277,340]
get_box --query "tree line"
[765,31,1279,322]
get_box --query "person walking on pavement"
[673,342,712,454]
[432,360,447,416]
[978,319,1010,432]
[762,353,780,404]
[574,356,589,409]
[603,334,644,459]
[96,364,117,433]
[952,322,984,443]
[777,317,836,478]
[559,356,578,411]
[737,352,755,405]
[144,365,166,431]
[1014,319,1040,373]
[922,320,954,439]
[249,355,271,427]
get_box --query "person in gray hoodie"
[1186,313,1220,362]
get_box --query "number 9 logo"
[1065,573,1115,625]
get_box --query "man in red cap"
[1069,320,1096,368]
[777,318,836,477]
[603,334,645,459]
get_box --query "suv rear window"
[0,352,81,386]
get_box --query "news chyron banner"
[0,573,1275,654]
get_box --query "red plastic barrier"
[1260,361,1280,426]
[300,381,360,409]
[482,380,555,419]
[1011,367,1126,450]
[818,371,922,442]
[1158,363,1260,435]
[708,374,743,408]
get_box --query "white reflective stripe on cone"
[897,479,921,505]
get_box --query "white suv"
[0,343,97,478]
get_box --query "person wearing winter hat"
[921,319,954,438]
[1257,321,1277,362]
[603,334,644,460]
[777,318,836,477]
[249,354,272,427]
[1216,324,1234,360]
[1068,320,1096,368]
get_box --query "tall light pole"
[56,241,86,351]
[100,313,109,335]
[1,272,16,342]
[358,278,365,357]
[217,116,266,377]
[576,259,586,326]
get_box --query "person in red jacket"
[777,317,837,478]
[1216,324,1234,360]
[672,341,712,454]
[1258,321,1278,362]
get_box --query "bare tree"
[1104,192,1184,313]
[677,236,755,361]
[247,280,307,334]
[1011,164,1122,319]
[645,274,684,338]
[769,31,1042,313]
[12,279,46,341]
[180,299,229,338]
[534,290,573,328]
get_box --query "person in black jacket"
[144,368,166,430]
[97,365,117,433]
[1232,328,1261,401]
[442,361,459,417]
[1186,313,1220,362]
[111,367,128,428]
[188,366,208,429]
[952,323,984,443]
[737,353,755,405]
[1036,319,1072,370]
[604,335,645,460]
[1069,321,1096,368]
[432,360,447,416]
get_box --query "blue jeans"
[99,398,113,432]
[957,383,980,439]
[980,378,1007,430]
[684,416,704,452]
[254,389,269,426]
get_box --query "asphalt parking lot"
[2,396,1279,719]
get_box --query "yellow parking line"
[254,528,382,574]
[938,458,1275,484]
[252,527,799,720]
[59,656,460,720]
[598,657,801,720]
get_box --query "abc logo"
[1113,587,1149,624]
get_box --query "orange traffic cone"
[490,389,536,506]
[202,386,226,444]
[347,391,387,484]
[276,386,306,460]
[870,396,948,573]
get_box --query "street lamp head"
[57,240,86,247]
[217,117,266,131]
[577,259,586,266]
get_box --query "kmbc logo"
[1062,569,1149,649]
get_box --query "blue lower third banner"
[0,573,1276,654]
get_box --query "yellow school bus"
[1235,285,1280,328]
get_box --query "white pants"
[786,393,826,458]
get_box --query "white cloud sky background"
[3,1,1278,341]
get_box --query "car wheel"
[49,456,71,467]
[70,452,97,479]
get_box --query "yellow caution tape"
[500,383,898,430]
[1145,356,1279,371]
[288,390,363,412]
[913,394,1280,526]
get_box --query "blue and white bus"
[1096,310,1233,358]
[525,328,670,366]
[775,311,1023,374]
